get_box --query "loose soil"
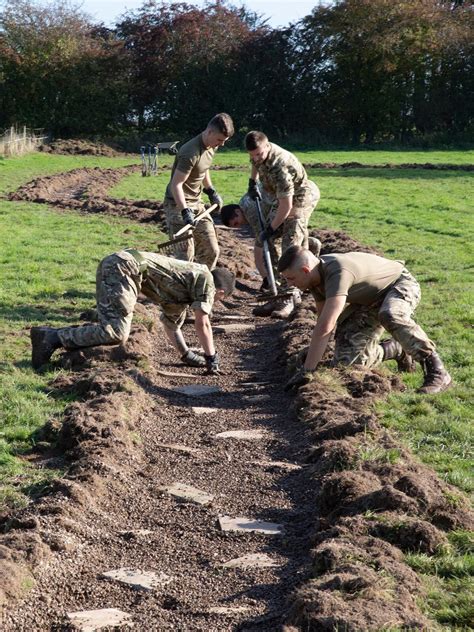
[1,167,473,631]
[39,139,124,157]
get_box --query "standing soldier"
[278,245,452,395]
[244,130,321,318]
[164,113,234,270]
[30,249,236,374]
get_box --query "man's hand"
[248,178,261,201]
[259,223,275,244]
[284,367,315,392]
[181,207,196,226]
[203,187,223,210]
[204,352,220,374]
[181,349,206,367]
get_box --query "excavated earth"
[1,167,473,631]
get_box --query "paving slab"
[67,608,133,631]
[192,406,220,416]
[249,460,302,471]
[216,314,249,321]
[155,442,200,455]
[118,529,155,538]
[214,429,265,440]
[242,394,271,403]
[218,515,284,535]
[101,568,172,591]
[161,482,214,505]
[208,606,251,615]
[221,553,279,569]
[172,385,221,397]
[213,323,255,334]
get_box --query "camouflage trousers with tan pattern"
[333,269,436,367]
[58,252,140,349]
[164,201,219,270]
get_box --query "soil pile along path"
[39,139,124,157]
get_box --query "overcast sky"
[79,0,319,27]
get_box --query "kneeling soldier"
[30,249,236,374]
[279,246,451,394]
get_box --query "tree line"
[0,0,472,145]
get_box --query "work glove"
[204,352,220,375]
[259,223,275,244]
[248,178,261,201]
[284,367,315,392]
[203,187,223,210]
[181,349,206,368]
[181,207,196,226]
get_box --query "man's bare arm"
[270,196,293,230]
[304,296,347,371]
[194,309,215,356]
[203,169,213,190]
[170,169,191,211]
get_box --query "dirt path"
[3,279,322,631]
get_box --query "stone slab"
[101,568,172,591]
[221,553,278,569]
[218,515,284,535]
[172,385,221,397]
[67,608,133,631]
[213,323,255,334]
[214,430,265,440]
[242,394,271,403]
[217,314,249,321]
[155,442,200,455]
[161,482,214,505]
[192,407,219,416]
[208,606,251,615]
[249,460,302,471]
[118,529,155,538]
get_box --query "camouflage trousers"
[58,252,140,349]
[164,201,219,270]
[333,269,436,367]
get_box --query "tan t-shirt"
[310,252,404,306]
[165,134,214,205]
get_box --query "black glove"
[181,349,206,368]
[259,224,275,244]
[248,178,262,201]
[203,187,223,210]
[284,367,315,392]
[204,352,220,375]
[181,207,196,226]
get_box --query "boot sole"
[30,327,55,370]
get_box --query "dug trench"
[1,167,473,631]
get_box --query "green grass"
[1,149,473,628]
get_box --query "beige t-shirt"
[165,134,214,205]
[310,252,404,306]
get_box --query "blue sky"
[80,0,319,27]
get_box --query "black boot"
[418,352,452,394]
[381,338,416,372]
[30,327,61,370]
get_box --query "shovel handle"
[174,204,218,238]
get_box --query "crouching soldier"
[279,246,451,394]
[30,249,236,374]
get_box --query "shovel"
[255,197,278,296]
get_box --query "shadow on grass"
[309,167,474,180]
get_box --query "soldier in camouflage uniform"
[244,131,321,318]
[30,249,236,374]
[278,246,452,395]
[164,113,234,270]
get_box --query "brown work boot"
[418,352,452,394]
[271,295,297,320]
[308,236,322,257]
[252,299,278,317]
[30,327,61,370]
[381,338,416,373]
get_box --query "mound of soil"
[39,139,123,156]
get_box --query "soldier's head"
[203,113,234,149]
[211,267,236,301]
[221,204,245,228]
[278,246,319,291]
[245,131,270,165]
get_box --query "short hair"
[207,113,234,137]
[211,267,236,296]
[220,204,240,227]
[245,130,268,151]
[277,245,309,273]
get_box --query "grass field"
[1,149,473,628]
